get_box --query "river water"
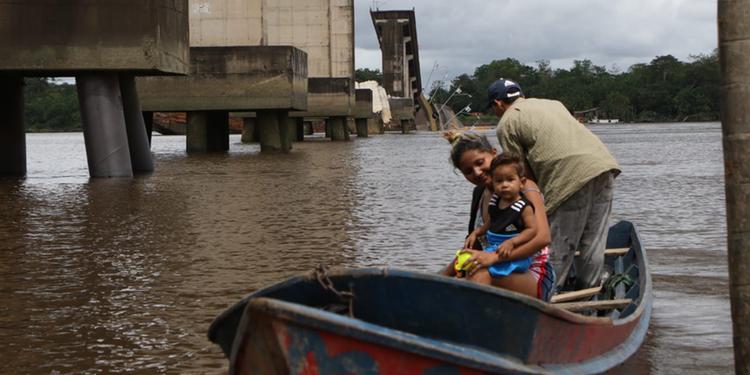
[0,122,732,374]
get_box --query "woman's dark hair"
[489,152,525,177]
[443,130,493,168]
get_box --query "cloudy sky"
[354,0,717,86]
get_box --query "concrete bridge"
[0,1,424,178]
[0,1,189,178]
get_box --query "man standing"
[488,78,620,290]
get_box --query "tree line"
[23,51,719,133]
[358,50,720,123]
[24,78,81,132]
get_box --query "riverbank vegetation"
[429,51,719,123]
[23,52,718,133]
[24,78,81,132]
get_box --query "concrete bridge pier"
[356,118,369,138]
[76,74,133,177]
[142,111,154,145]
[328,116,350,141]
[138,46,308,153]
[242,117,259,143]
[370,118,383,135]
[289,117,304,142]
[120,75,154,173]
[257,110,292,152]
[187,111,229,153]
[354,88,372,138]
[401,119,413,134]
[0,75,26,176]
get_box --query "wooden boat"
[208,221,651,374]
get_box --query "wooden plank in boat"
[555,299,632,312]
[574,247,630,257]
[551,286,602,303]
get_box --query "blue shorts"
[485,231,532,277]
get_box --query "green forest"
[361,51,720,123]
[23,52,718,132]
[24,78,81,132]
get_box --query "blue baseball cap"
[486,78,523,109]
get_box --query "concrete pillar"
[367,118,381,135]
[119,75,154,173]
[381,21,406,97]
[76,74,133,177]
[356,118,369,138]
[325,121,331,138]
[277,110,292,151]
[304,122,314,135]
[257,110,292,152]
[187,111,229,153]
[142,111,153,145]
[329,116,349,141]
[290,117,304,142]
[0,75,25,176]
[242,117,258,143]
[401,119,411,134]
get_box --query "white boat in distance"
[590,118,620,124]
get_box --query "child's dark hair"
[490,152,525,177]
[443,130,493,168]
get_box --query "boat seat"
[575,247,630,257]
[554,298,632,312]
[550,286,602,303]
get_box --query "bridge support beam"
[328,116,349,141]
[77,74,133,177]
[258,110,292,152]
[356,118,368,138]
[187,111,229,153]
[0,74,26,176]
[120,75,154,173]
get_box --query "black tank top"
[487,195,534,234]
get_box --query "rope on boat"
[314,264,355,318]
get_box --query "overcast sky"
[354,0,717,87]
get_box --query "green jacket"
[496,98,620,214]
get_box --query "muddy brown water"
[0,122,732,373]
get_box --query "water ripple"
[0,124,732,374]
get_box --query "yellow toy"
[454,250,473,273]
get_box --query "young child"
[462,153,537,277]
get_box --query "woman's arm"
[504,180,551,261]
[465,188,493,249]
[465,220,489,249]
